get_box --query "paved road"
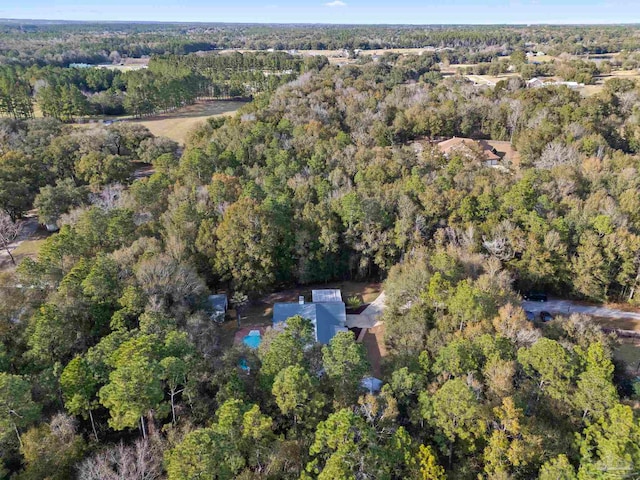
[522,299,640,321]
[343,292,640,327]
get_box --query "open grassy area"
[93,57,150,72]
[465,73,521,85]
[12,239,46,258]
[0,239,47,271]
[72,99,248,144]
[582,70,640,96]
[528,54,557,63]
[131,99,247,144]
[441,63,478,74]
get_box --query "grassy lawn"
[582,70,640,97]
[528,54,557,63]
[12,239,46,258]
[72,99,248,144]
[465,73,521,85]
[132,99,248,144]
[0,238,47,271]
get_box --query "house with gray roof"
[273,290,347,344]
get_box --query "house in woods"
[273,289,347,344]
[437,137,502,167]
[207,294,228,323]
[482,140,521,166]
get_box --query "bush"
[346,296,362,309]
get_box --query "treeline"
[0,68,33,119]
[123,52,308,117]
[0,52,308,120]
[149,51,305,74]
[0,64,127,119]
[2,21,640,66]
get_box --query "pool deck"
[234,325,271,346]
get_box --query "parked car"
[525,310,535,321]
[540,311,553,322]
[524,292,548,302]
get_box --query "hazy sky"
[1,0,639,24]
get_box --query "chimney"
[298,296,305,305]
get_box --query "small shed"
[361,377,383,394]
[207,294,228,323]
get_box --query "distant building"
[526,77,545,88]
[272,289,347,344]
[527,77,584,90]
[207,294,228,323]
[551,81,584,89]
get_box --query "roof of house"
[477,140,502,161]
[437,137,501,161]
[207,294,228,312]
[312,289,343,303]
[273,301,347,344]
[483,140,521,165]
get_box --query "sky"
[0,0,639,25]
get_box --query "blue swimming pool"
[239,358,249,371]
[243,334,262,349]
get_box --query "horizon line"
[1,18,639,27]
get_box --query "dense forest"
[0,23,640,480]
[2,21,640,66]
